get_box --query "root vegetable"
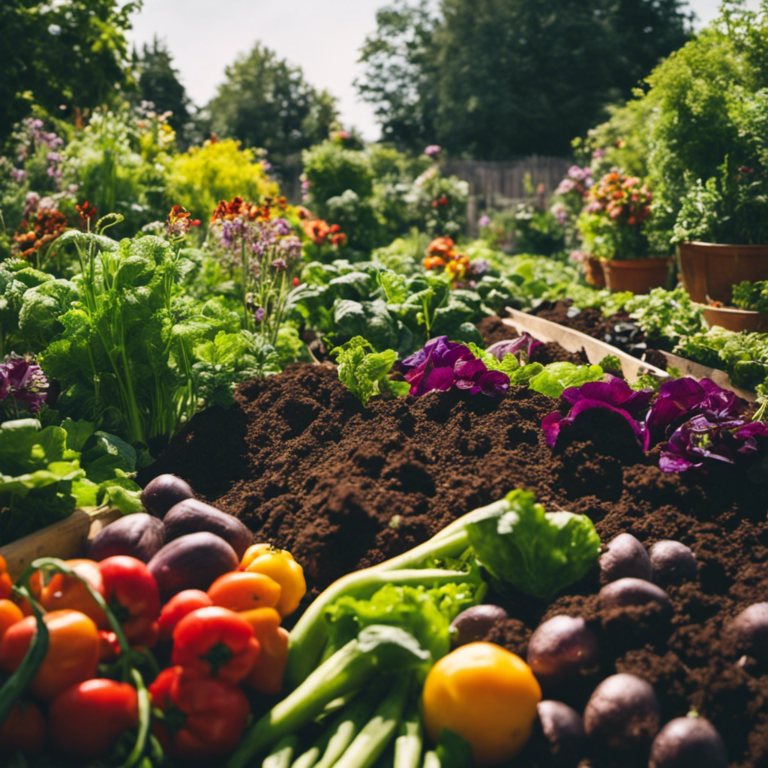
[141,474,194,518]
[599,578,672,616]
[450,605,509,648]
[87,513,165,563]
[649,715,727,768]
[649,541,697,585]
[535,700,585,763]
[599,534,652,583]
[583,673,659,751]
[526,615,599,692]
[731,602,768,663]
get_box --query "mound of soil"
[143,363,768,768]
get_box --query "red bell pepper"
[171,606,260,684]
[99,556,161,648]
[158,589,213,642]
[149,666,250,760]
[0,700,46,754]
[49,679,139,758]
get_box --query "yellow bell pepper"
[241,546,306,618]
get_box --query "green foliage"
[331,336,408,405]
[467,489,601,600]
[732,280,768,313]
[0,1,140,145]
[205,43,338,165]
[598,355,622,376]
[528,362,604,399]
[303,141,376,215]
[356,0,691,157]
[626,285,706,348]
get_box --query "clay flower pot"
[584,256,606,289]
[678,241,768,304]
[599,257,671,294]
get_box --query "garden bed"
[141,361,768,768]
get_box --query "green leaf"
[377,269,410,304]
[466,489,601,600]
[61,419,96,453]
[332,336,404,406]
[528,362,604,399]
[101,484,144,516]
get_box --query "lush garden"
[2,2,768,768]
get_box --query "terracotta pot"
[696,302,768,333]
[599,257,671,294]
[584,256,605,289]
[678,241,768,304]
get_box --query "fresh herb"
[598,354,622,376]
[732,280,768,314]
[465,490,601,600]
[331,336,409,406]
[626,286,706,348]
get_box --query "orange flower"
[331,232,347,247]
[75,200,97,224]
[303,219,331,245]
[427,237,455,258]
[424,256,446,270]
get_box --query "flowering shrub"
[576,170,653,260]
[12,206,68,264]
[0,354,48,417]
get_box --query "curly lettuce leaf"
[528,362,604,399]
[332,336,408,405]
[467,489,601,600]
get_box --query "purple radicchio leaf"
[542,398,649,450]
[647,377,746,445]
[733,420,768,455]
[486,333,542,363]
[400,336,470,374]
[561,375,653,418]
[2,356,49,413]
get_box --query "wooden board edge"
[660,352,757,402]
[502,307,670,384]
[0,507,122,580]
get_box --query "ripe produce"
[730,602,768,663]
[141,473,195,518]
[583,673,660,751]
[648,715,728,768]
[421,643,542,765]
[450,604,509,647]
[649,540,697,585]
[49,679,139,758]
[598,577,672,616]
[164,499,252,559]
[535,700,585,764]
[0,609,100,700]
[0,600,24,641]
[240,545,306,617]
[599,533,652,583]
[148,531,240,599]
[87,512,166,563]
[208,570,282,613]
[526,615,599,692]
[37,558,106,628]
[0,701,46,754]
[158,589,214,641]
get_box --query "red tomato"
[0,701,46,754]
[158,589,213,642]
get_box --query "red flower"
[292,277,301,287]
[76,200,97,224]
[331,232,347,247]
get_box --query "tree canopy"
[356,0,693,159]
[205,43,339,167]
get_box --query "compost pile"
[145,363,768,768]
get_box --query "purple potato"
[450,605,509,647]
[527,615,600,691]
[649,716,728,768]
[163,499,252,560]
[148,532,239,600]
[87,513,165,563]
[141,474,195,519]
[536,700,586,763]
[649,541,697,585]
[599,577,672,615]
[731,602,768,663]
[599,533,652,583]
[583,673,660,751]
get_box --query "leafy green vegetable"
[732,280,768,314]
[331,337,409,405]
[528,362,604,399]
[466,489,601,600]
[625,285,706,348]
[598,354,622,376]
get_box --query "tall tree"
[205,43,339,166]
[0,0,139,145]
[133,37,193,135]
[357,0,693,158]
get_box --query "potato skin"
[148,532,239,599]
[583,673,660,751]
[731,602,768,663]
[535,700,585,763]
[649,716,728,768]
[599,533,652,583]
[599,577,672,614]
[163,499,252,559]
[649,541,697,585]
[450,605,509,648]
[87,513,165,563]
[141,474,194,519]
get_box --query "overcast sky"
[126,0,758,141]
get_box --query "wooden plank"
[503,307,670,384]
[0,507,121,580]
[660,352,757,403]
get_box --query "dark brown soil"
[142,363,768,768]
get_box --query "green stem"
[393,701,423,768]
[263,736,299,768]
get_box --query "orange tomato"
[38,559,107,629]
[0,609,101,701]
[0,599,24,642]
[421,643,541,766]
[0,555,12,600]
[207,571,281,613]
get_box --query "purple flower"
[424,145,442,158]
[555,179,577,196]
[255,307,266,322]
[280,235,302,261]
[470,258,490,277]
[541,376,653,450]
[10,168,27,183]
[271,257,287,272]
[301,180,311,190]
[0,356,49,413]
[478,214,492,229]
[273,218,292,237]
[646,377,746,445]
[486,333,542,363]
